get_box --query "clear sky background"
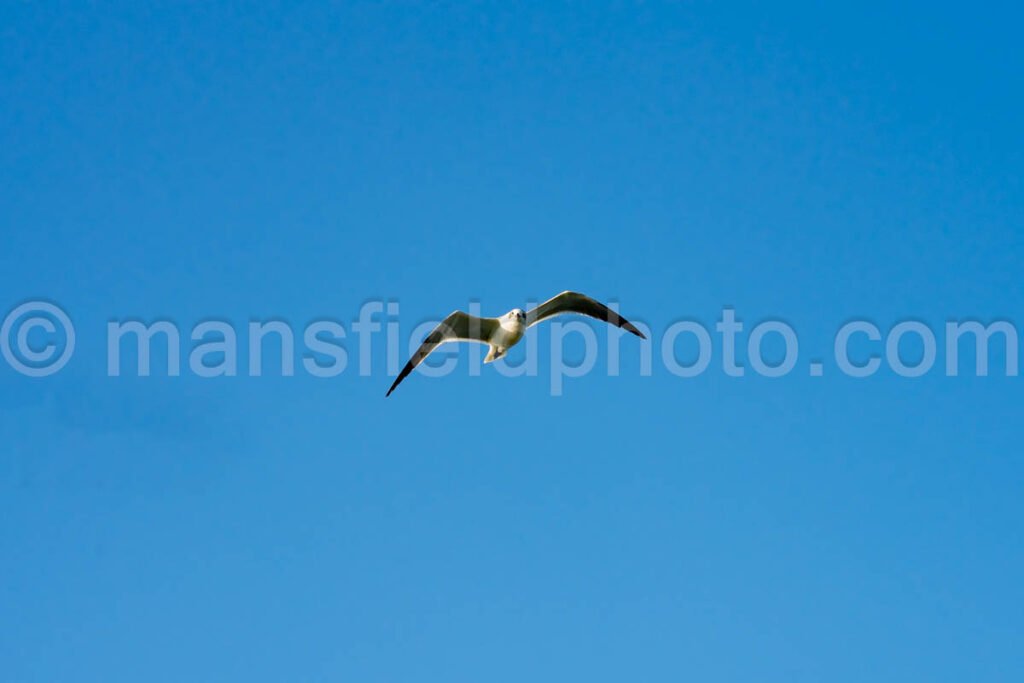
[2,3,1022,681]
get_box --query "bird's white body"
[486,310,527,362]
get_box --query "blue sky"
[2,2,1022,681]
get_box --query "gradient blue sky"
[2,3,1022,681]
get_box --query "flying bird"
[386,291,646,396]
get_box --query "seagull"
[386,290,646,396]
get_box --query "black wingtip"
[618,319,646,339]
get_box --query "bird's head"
[506,308,527,323]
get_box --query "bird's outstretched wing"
[386,311,498,396]
[525,291,646,338]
